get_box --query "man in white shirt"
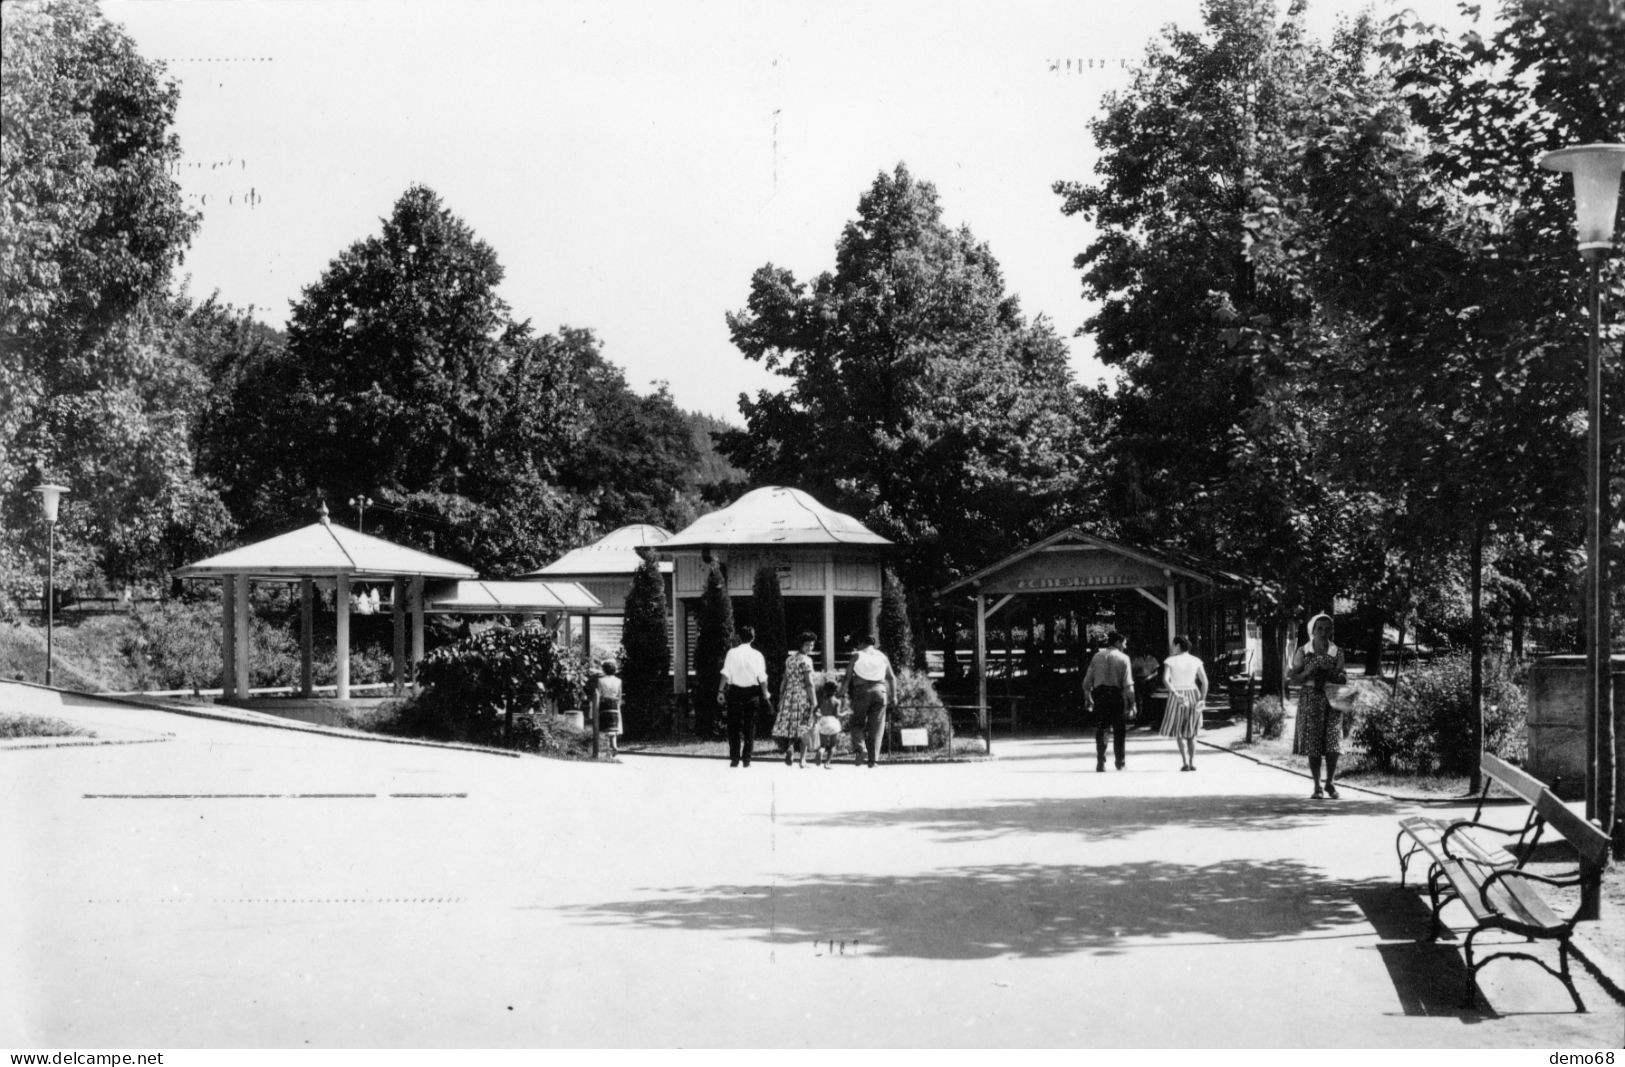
[843,633,898,768]
[1081,629,1137,772]
[717,624,771,768]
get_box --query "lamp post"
[1540,144,1625,872]
[32,484,70,687]
[349,494,373,533]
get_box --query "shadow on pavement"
[556,860,1379,960]
[785,792,1404,844]
[1352,886,1492,1023]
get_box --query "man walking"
[843,633,897,768]
[718,624,771,767]
[1081,630,1137,771]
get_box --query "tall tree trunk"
[1391,622,1407,696]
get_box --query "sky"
[109,0,1471,421]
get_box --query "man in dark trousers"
[1081,629,1138,771]
[717,624,771,767]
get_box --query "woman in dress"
[771,631,819,767]
[1158,635,1208,771]
[591,660,623,757]
[1290,613,1348,798]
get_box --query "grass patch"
[0,714,96,740]
[1211,711,1473,798]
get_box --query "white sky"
[109,0,1470,420]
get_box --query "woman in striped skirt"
[1158,635,1209,771]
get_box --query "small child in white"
[813,681,844,768]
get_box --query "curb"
[1,735,171,751]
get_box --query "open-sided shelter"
[522,523,672,657]
[174,506,476,702]
[940,527,1260,733]
[660,486,894,691]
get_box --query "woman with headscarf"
[1289,612,1348,798]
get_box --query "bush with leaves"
[1252,695,1286,741]
[1352,653,1528,773]
[880,566,915,671]
[691,563,733,736]
[121,599,299,691]
[889,668,952,751]
[621,548,672,737]
[409,624,590,746]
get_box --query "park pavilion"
[660,486,894,693]
[175,505,600,711]
[939,527,1261,735]
[523,523,673,659]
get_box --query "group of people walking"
[720,626,899,769]
[1079,614,1349,795]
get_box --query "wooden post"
[233,574,250,698]
[975,590,989,754]
[823,557,837,678]
[673,598,689,694]
[221,577,236,699]
[392,576,407,696]
[335,573,351,700]
[300,577,314,697]
[410,576,425,693]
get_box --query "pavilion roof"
[662,487,893,551]
[174,520,478,582]
[421,579,604,614]
[939,527,1252,597]
[525,523,673,578]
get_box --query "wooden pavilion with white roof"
[523,523,673,657]
[660,486,894,692]
[174,505,600,705]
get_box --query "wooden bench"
[1394,753,1544,889]
[1407,754,1609,1010]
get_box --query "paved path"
[2,694,1621,1048]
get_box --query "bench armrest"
[1441,819,1519,859]
[1479,867,1582,922]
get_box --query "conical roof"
[175,520,478,581]
[662,487,892,550]
[526,523,673,578]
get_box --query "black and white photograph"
[2,0,1622,1057]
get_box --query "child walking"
[813,681,844,768]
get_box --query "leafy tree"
[216,186,593,573]
[879,564,915,671]
[724,163,1098,633]
[557,348,698,532]
[0,0,233,605]
[691,562,734,737]
[621,547,672,736]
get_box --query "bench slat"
[1534,792,1611,869]
[1480,752,1546,805]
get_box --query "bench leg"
[1559,940,1586,1013]
[1462,927,1482,1008]
[1396,833,1411,886]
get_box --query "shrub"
[889,668,952,750]
[411,624,591,747]
[880,565,914,671]
[622,550,671,735]
[1351,653,1528,773]
[0,714,94,739]
[1253,695,1286,740]
[692,563,733,736]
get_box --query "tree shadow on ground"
[784,792,1403,845]
[556,860,1377,960]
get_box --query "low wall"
[216,695,399,728]
[1527,653,1625,800]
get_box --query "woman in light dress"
[1158,635,1209,772]
[1289,612,1348,799]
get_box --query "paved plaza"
[2,688,1621,1048]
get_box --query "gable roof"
[662,486,893,551]
[939,527,1250,597]
[421,579,604,614]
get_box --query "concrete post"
[334,573,351,700]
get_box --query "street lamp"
[349,494,373,533]
[32,483,70,686]
[1540,143,1625,866]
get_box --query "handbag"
[1324,681,1357,719]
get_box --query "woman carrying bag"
[1289,612,1348,799]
